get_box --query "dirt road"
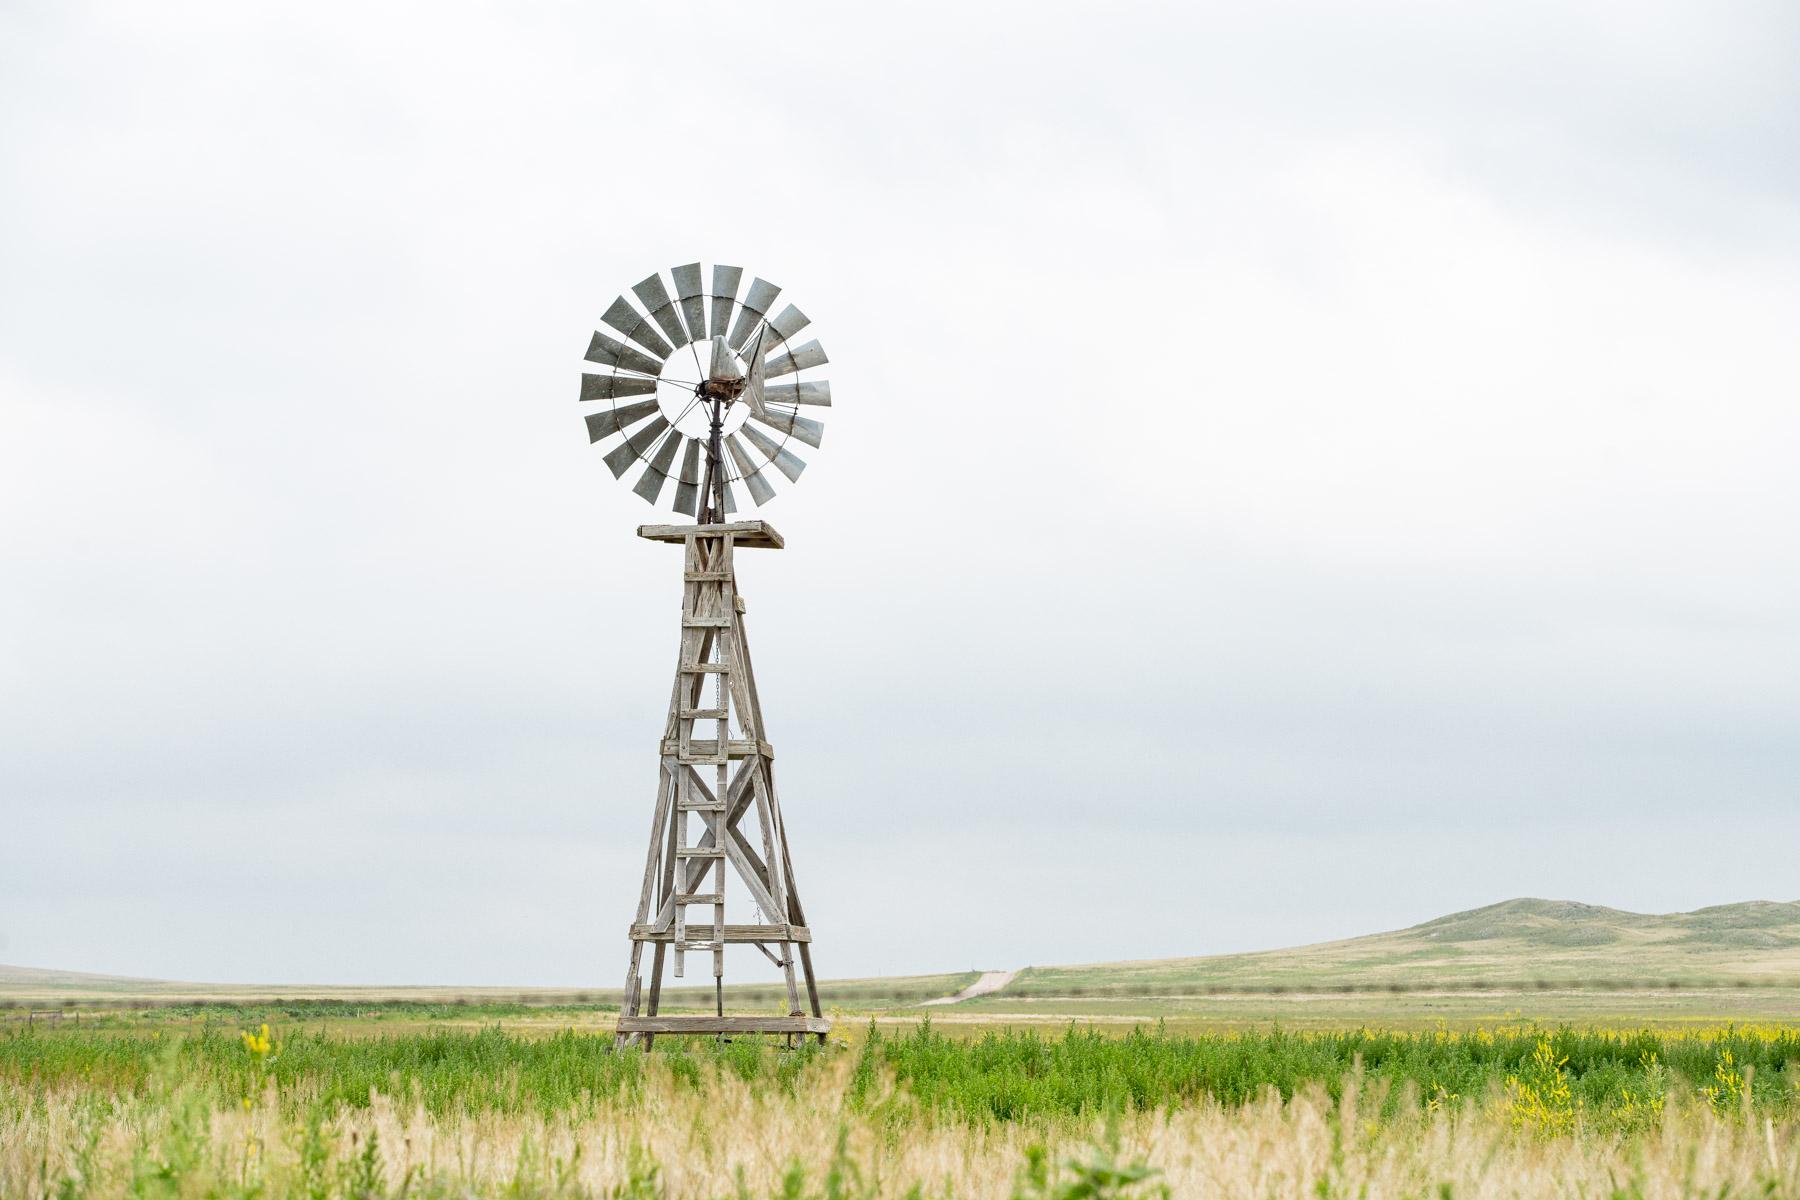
[919,970,1017,1006]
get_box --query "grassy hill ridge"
[999,898,1800,1000]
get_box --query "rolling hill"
[999,898,1800,999]
[7,900,1799,1018]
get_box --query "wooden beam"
[662,738,772,760]
[615,1015,828,1035]
[630,924,810,943]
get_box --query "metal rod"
[705,399,727,522]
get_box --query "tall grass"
[861,1020,1800,1124]
[4,1021,1796,1123]
[4,1021,1800,1196]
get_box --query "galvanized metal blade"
[764,339,828,379]
[739,325,769,419]
[726,435,777,507]
[750,407,824,449]
[740,422,807,483]
[763,379,830,406]
[585,330,663,378]
[720,479,738,515]
[727,277,781,349]
[602,296,673,360]
[727,440,777,507]
[584,398,660,442]
[709,265,742,340]
[763,303,810,348]
[671,263,706,345]
[672,436,702,516]
[632,428,683,505]
[602,414,670,478]
[579,372,659,403]
[632,273,689,351]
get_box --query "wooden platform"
[614,1015,831,1036]
[637,521,785,549]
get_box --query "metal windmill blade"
[580,373,658,403]
[764,380,831,406]
[726,434,777,507]
[632,273,690,351]
[672,436,703,517]
[601,296,673,361]
[709,265,742,340]
[584,398,660,443]
[765,339,827,379]
[740,423,807,483]
[631,428,686,505]
[671,263,707,345]
[762,303,810,349]
[726,277,781,350]
[577,261,831,518]
[586,331,663,378]
[749,407,824,449]
[602,414,670,478]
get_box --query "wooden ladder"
[671,530,733,983]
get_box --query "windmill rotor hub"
[698,376,745,403]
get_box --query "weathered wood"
[662,738,772,760]
[630,924,810,943]
[615,1015,828,1035]
[616,518,821,1046]
[637,521,784,549]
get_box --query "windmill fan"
[579,262,830,517]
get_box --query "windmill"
[578,262,830,1047]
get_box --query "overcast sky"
[3,0,1797,987]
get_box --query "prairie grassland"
[4,1022,1800,1197]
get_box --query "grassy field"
[9,900,1800,1195]
[4,1016,1800,1197]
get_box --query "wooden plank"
[663,738,771,760]
[614,1015,828,1035]
[681,615,732,628]
[721,827,783,923]
[630,923,809,943]
[637,521,784,550]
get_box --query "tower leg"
[643,943,667,1051]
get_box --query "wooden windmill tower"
[576,262,830,1046]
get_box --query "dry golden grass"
[8,1049,1800,1198]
